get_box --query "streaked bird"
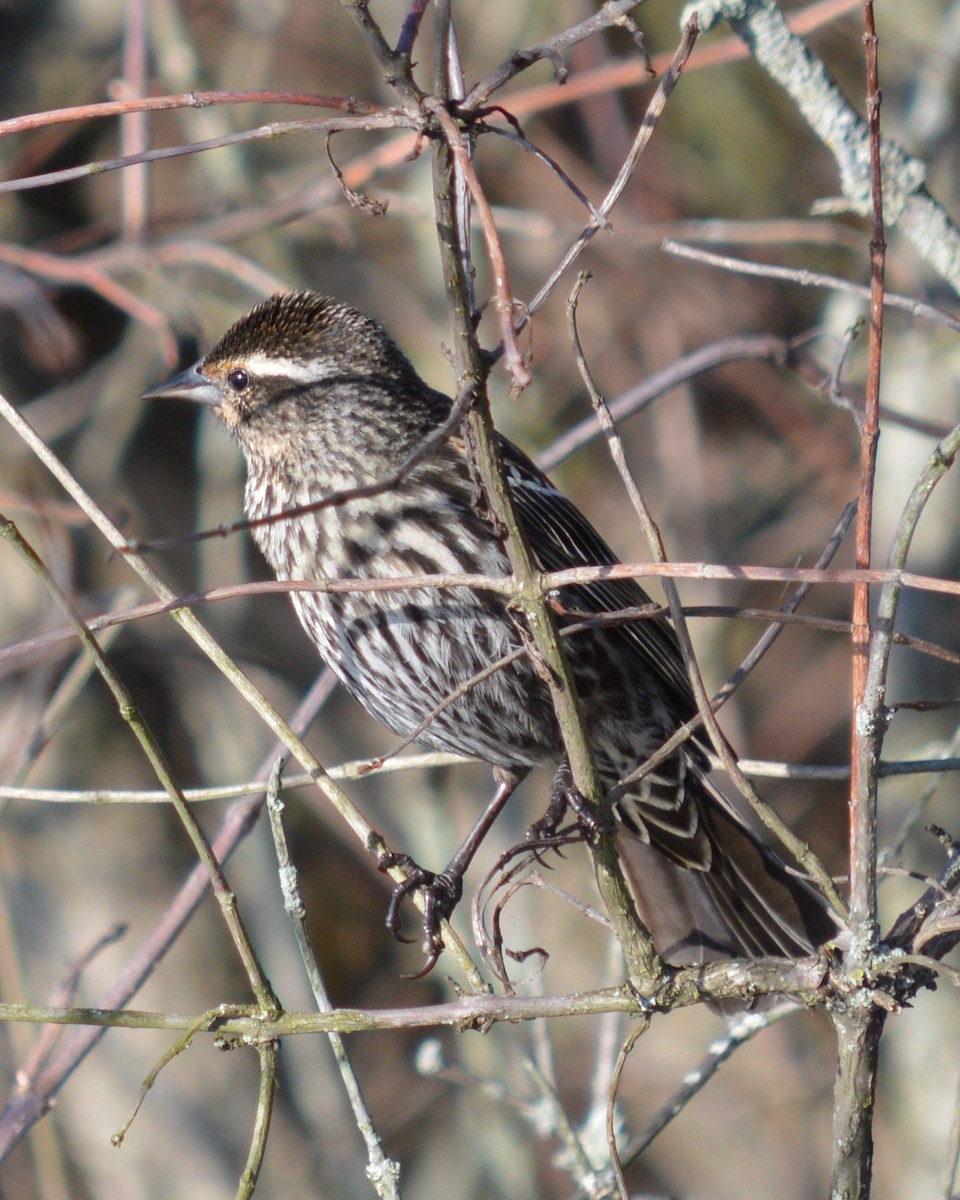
[144,290,843,978]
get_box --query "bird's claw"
[378,851,463,975]
[526,771,611,846]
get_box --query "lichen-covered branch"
[684,0,960,293]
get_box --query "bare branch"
[685,0,960,293]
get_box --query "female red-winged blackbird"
[144,290,842,973]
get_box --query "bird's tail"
[613,767,844,967]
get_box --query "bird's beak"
[140,361,221,407]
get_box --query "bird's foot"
[525,767,611,848]
[378,851,463,977]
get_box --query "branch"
[464,0,648,110]
[0,392,490,1159]
[0,90,383,136]
[0,953,836,1038]
[522,16,699,327]
[0,112,411,195]
[0,514,279,1013]
[661,241,960,334]
[430,19,659,985]
[685,0,960,293]
[265,761,400,1199]
[832,7,885,1194]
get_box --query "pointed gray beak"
[140,361,221,407]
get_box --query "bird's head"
[142,291,449,474]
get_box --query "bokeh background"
[1,1,959,1197]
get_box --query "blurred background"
[1,1,959,1197]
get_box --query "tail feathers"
[614,772,843,968]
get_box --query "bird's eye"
[227,368,249,393]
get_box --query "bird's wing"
[497,438,845,971]
[497,436,697,720]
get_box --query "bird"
[142,290,843,979]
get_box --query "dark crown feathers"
[206,291,413,379]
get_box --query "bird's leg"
[525,758,610,846]
[379,767,527,975]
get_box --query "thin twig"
[0,113,412,195]
[464,0,647,111]
[0,512,279,1012]
[608,1006,795,1184]
[662,240,960,334]
[566,273,846,912]
[501,0,863,123]
[605,1020,649,1200]
[395,0,430,59]
[336,0,424,108]
[265,760,400,1199]
[8,754,960,806]
[5,562,960,680]
[521,15,700,331]
[428,100,531,391]
[236,1039,279,1198]
[0,90,383,137]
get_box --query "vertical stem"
[831,1008,885,1200]
[832,7,885,1199]
[120,0,149,240]
[849,0,885,949]
[428,30,659,989]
